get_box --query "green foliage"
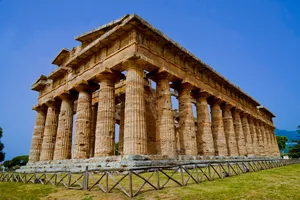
[115,142,119,155]
[289,144,300,158]
[0,126,4,162]
[3,155,29,169]
[276,136,288,153]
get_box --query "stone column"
[89,104,98,158]
[222,104,239,156]
[123,60,147,155]
[260,122,268,156]
[248,116,259,156]
[178,83,198,156]
[29,105,47,162]
[40,100,59,161]
[119,100,125,155]
[73,83,92,159]
[264,124,272,157]
[255,120,265,156]
[232,109,247,156]
[53,93,74,160]
[210,98,228,156]
[195,92,215,156]
[270,127,280,156]
[156,78,176,156]
[241,113,254,157]
[95,76,116,157]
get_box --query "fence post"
[156,169,160,189]
[83,166,89,190]
[67,172,71,188]
[129,170,133,198]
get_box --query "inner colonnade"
[28,14,280,164]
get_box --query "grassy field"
[0,164,300,200]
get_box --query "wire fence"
[0,159,299,198]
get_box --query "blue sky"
[0,0,299,160]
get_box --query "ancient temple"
[26,14,280,171]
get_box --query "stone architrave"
[211,98,228,156]
[178,83,198,156]
[73,82,92,159]
[90,104,98,158]
[232,109,247,156]
[119,100,125,155]
[156,78,176,156]
[53,93,74,160]
[29,105,47,162]
[40,100,59,161]
[195,92,215,156]
[222,104,239,156]
[123,60,147,155]
[241,113,254,157]
[95,74,117,157]
[248,116,259,156]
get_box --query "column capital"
[45,98,59,108]
[32,104,46,112]
[211,97,224,105]
[221,102,234,111]
[57,91,73,100]
[92,68,124,83]
[122,58,145,70]
[240,111,250,117]
[232,107,243,114]
[193,90,211,99]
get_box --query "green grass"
[0,164,300,200]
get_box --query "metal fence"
[0,159,299,198]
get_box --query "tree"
[3,155,29,170]
[0,127,5,162]
[289,144,300,158]
[115,142,119,155]
[276,136,288,154]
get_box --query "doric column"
[260,122,268,156]
[119,100,125,155]
[95,74,118,157]
[73,82,92,159]
[29,105,47,162]
[232,109,247,156]
[210,98,228,156]
[53,93,74,160]
[40,99,59,161]
[156,78,176,156]
[255,120,265,156]
[123,60,147,155]
[241,113,254,157]
[222,103,239,156]
[248,116,259,156]
[89,104,98,158]
[264,124,272,156]
[270,127,280,156]
[195,92,215,156]
[178,83,198,156]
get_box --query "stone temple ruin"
[22,14,280,172]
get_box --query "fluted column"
[119,100,125,155]
[211,99,228,156]
[178,83,197,156]
[255,120,265,156]
[156,78,176,156]
[260,122,268,156]
[248,116,259,156]
[195,92,215,156]
[29,105,47,162]
[222,104,239,156]
[123,60,147,155]
[53,93,74,160]
[264,124,272,156]
[73,83,92,159]
[89,104,98,158]
[95,77,116,156]
[40,100,59,161]
[270,127,280,156]
[241,113,254,157]
[232,109,247,156]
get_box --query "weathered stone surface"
[232,109,247,156]
[29,105,47,162]
[248,116,259,156]
[73,85,92,159]
[89,104,97,158]
[53,94,74,160]
[119,101,125,155]
[260,123,269,156]
[40,100,59,161]
[156,78,176,156]
[95,78,116,156]
[178,83,198,156]
[211,99,228,156]
[255,120,265,156]
[222,104,239,156]
[196,92,215,156]
[123,60,147,155]
[241,113,254,157]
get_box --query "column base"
[18,155,282,173]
